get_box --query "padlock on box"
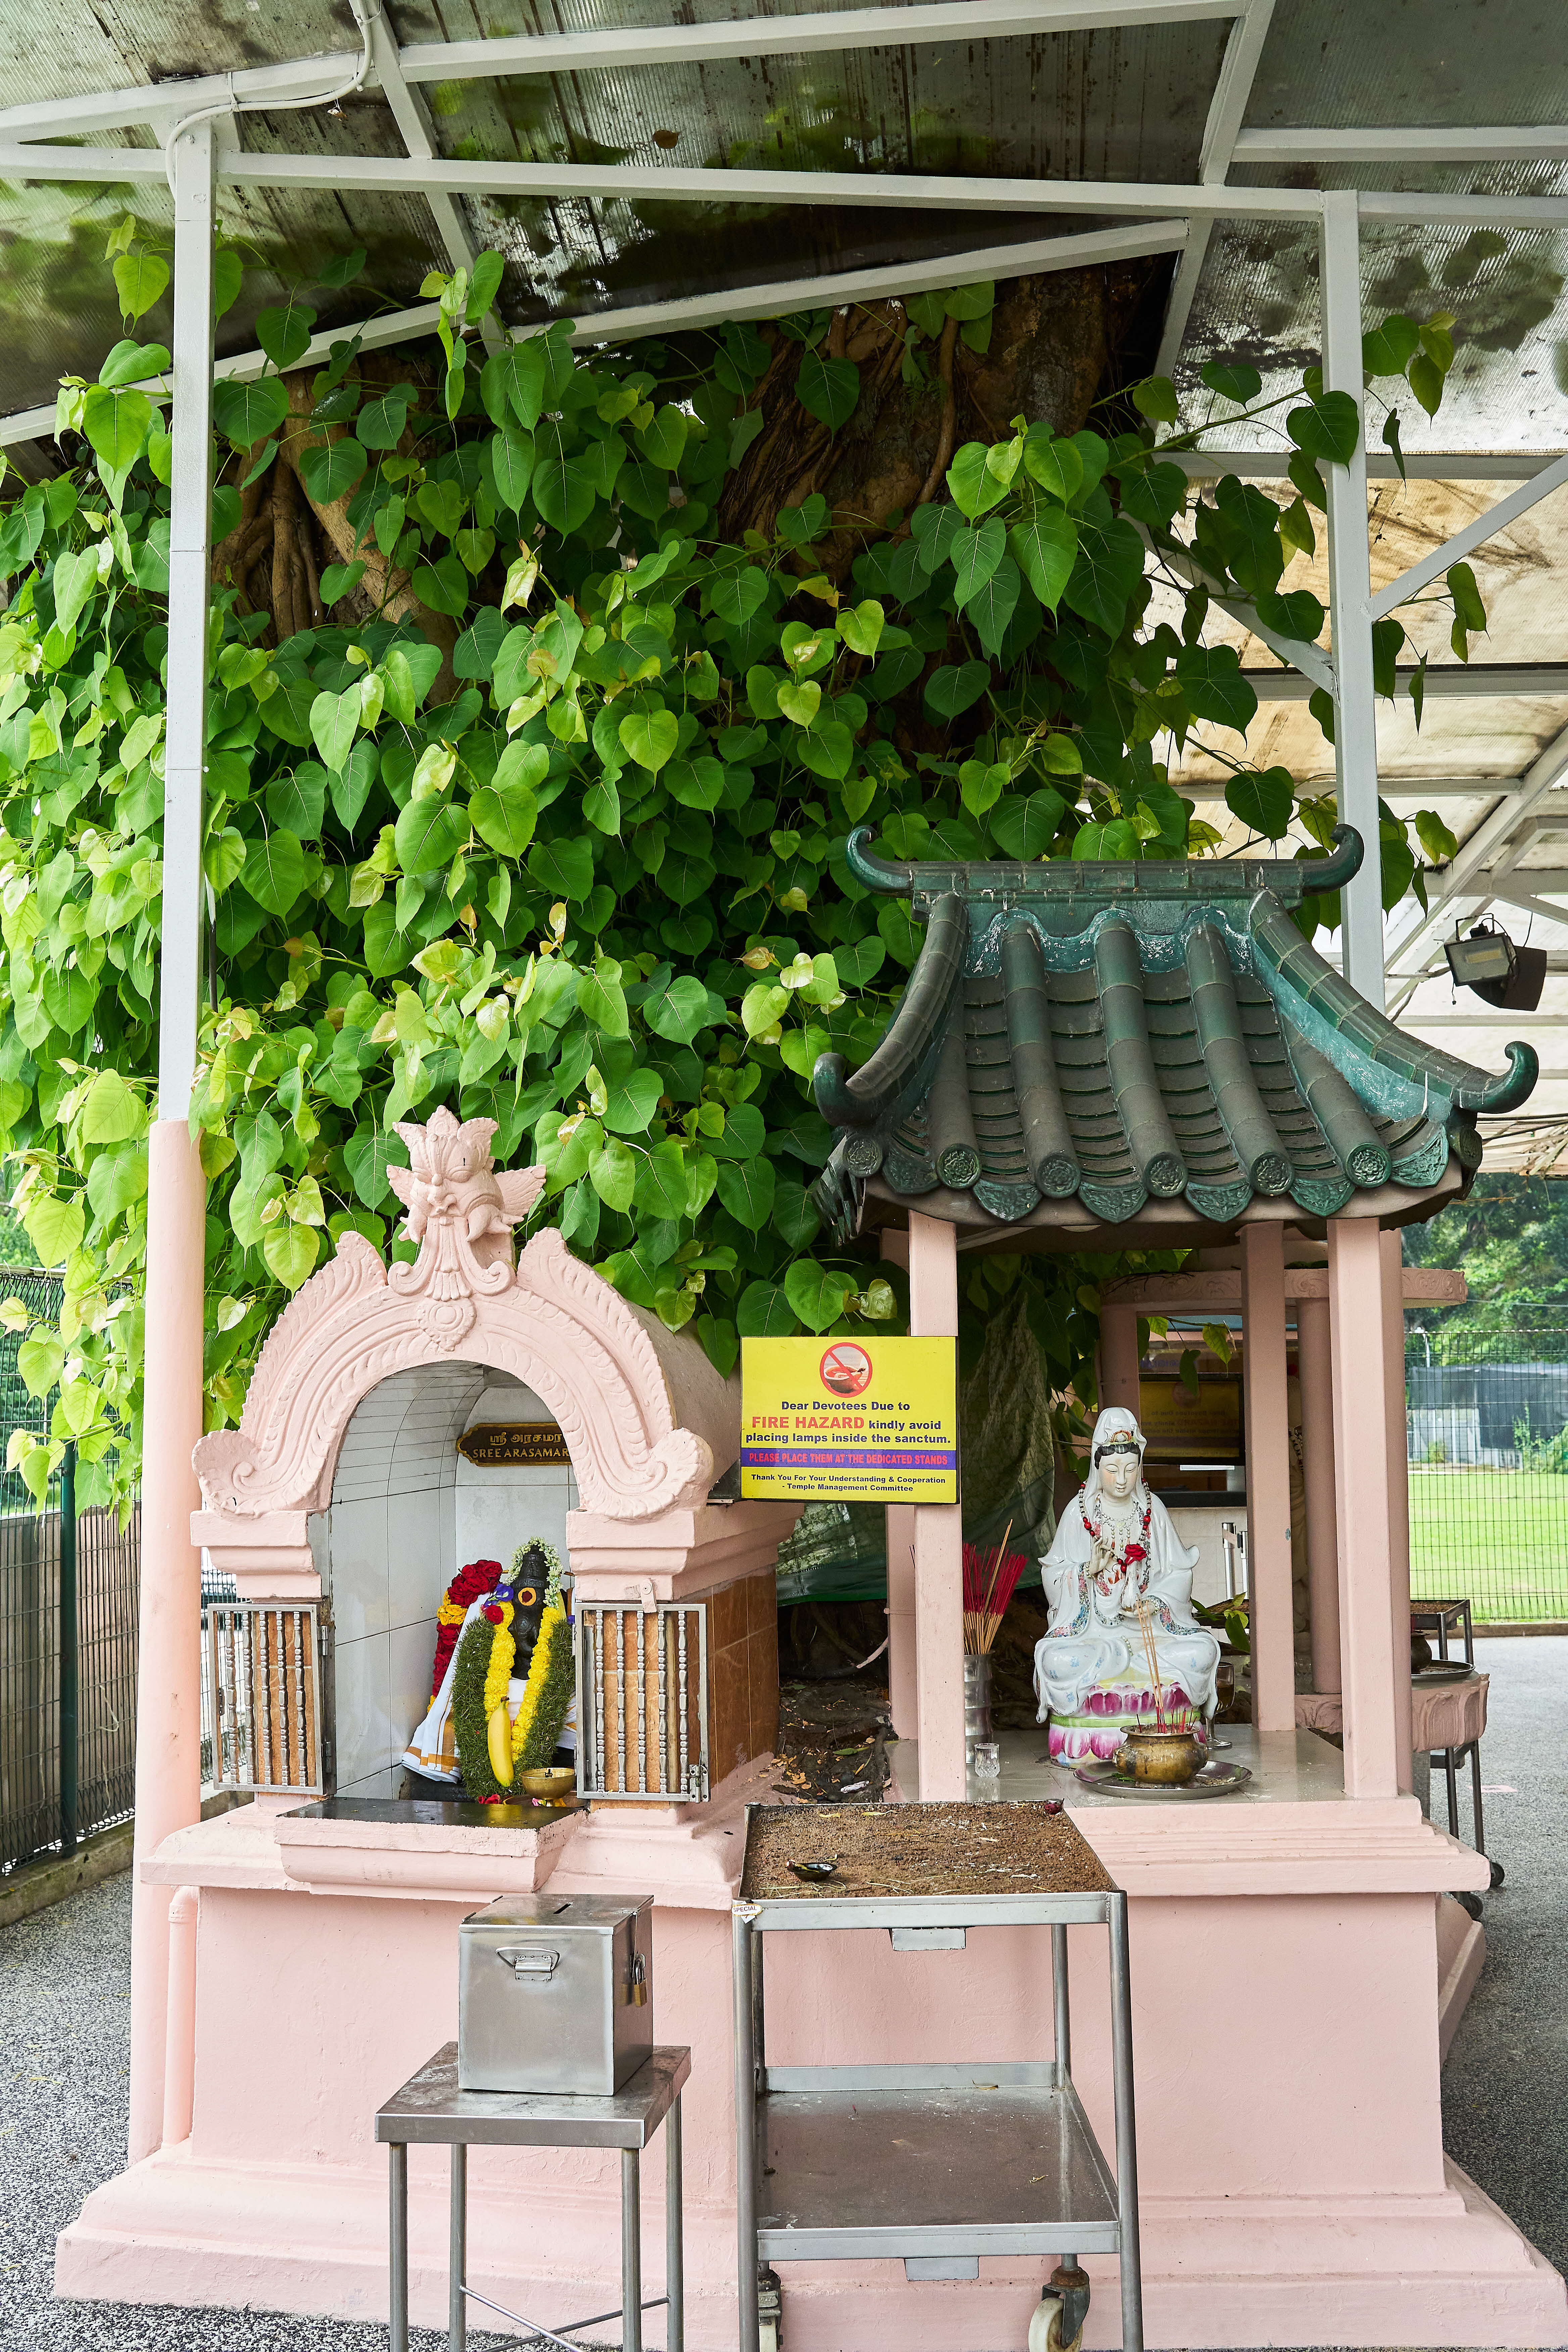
[457,1893,654,2095]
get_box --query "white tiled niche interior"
[307,1362,578,1798]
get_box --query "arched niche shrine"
[191,1107,794,1805]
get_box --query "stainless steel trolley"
[731,1807,1142,2352]
[376,2042,688,2352]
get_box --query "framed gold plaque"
[455,1422,572,1468]
[1137,1375,1242,1462]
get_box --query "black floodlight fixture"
[1443,922,1547,1011]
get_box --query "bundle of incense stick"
[1132,1594,1171,1728]
[962,1521,1028,1655]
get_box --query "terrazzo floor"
[2,1637,1563,2349]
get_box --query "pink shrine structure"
[56,832,1568,2348]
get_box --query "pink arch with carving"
[193,1118,737,1526]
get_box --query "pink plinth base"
[54,1794,1567,2348]
[57,2141,1562,2348]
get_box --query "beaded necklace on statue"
[1079,1490,1152,1592]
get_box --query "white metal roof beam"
[399,0,1245,81]
[1242,662,1568,699]
[1385,717,1568,999]
[1,142,1559,233]
[0,224,1184,448]
[362,0,502,355]
[555,222,1188,340]
[1235,126,1568,163]
[0,2,1245,141]
[1176,451,1567,480]
[0,55,361,141]
[1155,0,1276,373]
[1138,518,1333,688]
[1478,867,1568,893]
[1367,450,1568,622]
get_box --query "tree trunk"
[719,259,1166,573]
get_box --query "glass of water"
[971,1740,1001,1781]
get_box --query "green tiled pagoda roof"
[809,826,1538,1247]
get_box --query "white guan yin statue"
[1033,1406,1222,1762]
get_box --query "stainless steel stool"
[376,2042,689,2352]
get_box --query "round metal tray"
[1074,1759,1254,1799]
[1413,1662,1475,1685]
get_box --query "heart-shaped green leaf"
[1073,818,1138,860]
[1286,387,1360,467]
[959,758,1009,816]
[256,301,316,373]
[320,559,366,605]
[213,375,290,449]
[491,427,535,513]
[924,662,990,720]
[797,351,859,429]
[590,1137,637,1212]
[82,386,153,474]
[711,566,769,628]
[777,678,821,727]
[991,788,1066,859]
[1225,768,1294,840]
[783,1258,854,1333]
[309,685,361,776]
[79,1068,146,1145]
[299,437,365,505]
[395,791,470,876]
[946,440,1011,519]
[113,252,169,324]
[716,1157,775,1232]
[836,599,884,658]
[1008,513,1078,612]
[242,829,307,915]
[1022,430,1084,504]
[618,706,679,773]
[50,545,99,636]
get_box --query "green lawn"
[1408,1469,1568,1621]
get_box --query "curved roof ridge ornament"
[1453,1039,1539,1114]
[844,824,915,896]
[1298,823,1364,894]
[841,822,1365,907]
[813,893,968,1129]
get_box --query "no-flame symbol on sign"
[819,1342,873,1397]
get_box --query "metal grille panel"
[575,1603,708,1803]
[202,1601,326,1794]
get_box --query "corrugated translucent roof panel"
[1244,0,1568,131]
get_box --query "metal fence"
[1407,1319,1568,1624]
[0,1268,140,1874]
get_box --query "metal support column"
[58,1437,78,1855]
[1320,187,1385,1007]
[621,2148,643,2352]
[665,2095,684,2352]
[389,2142,409,2352]
[1108,1893,1144,2352]
[733,1908,760,2352]
[126,112,215,2165]
[449,2142,466,2352]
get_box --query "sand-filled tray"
[740,1801,1116,1900]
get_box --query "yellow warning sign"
[739,1336,958,1503]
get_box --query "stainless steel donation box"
[457,1893,654,2095]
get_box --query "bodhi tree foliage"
[0,230,1476,1509]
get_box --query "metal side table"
[376,2042,689,2352]
[732,1838,1141,2352]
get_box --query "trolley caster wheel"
[1031,2266,1089,2352]
[1455,1890,1483,1921]
[1489,1857,1506,1890]
[1028,2290,1084,2352]
[758,2263,783,2352]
